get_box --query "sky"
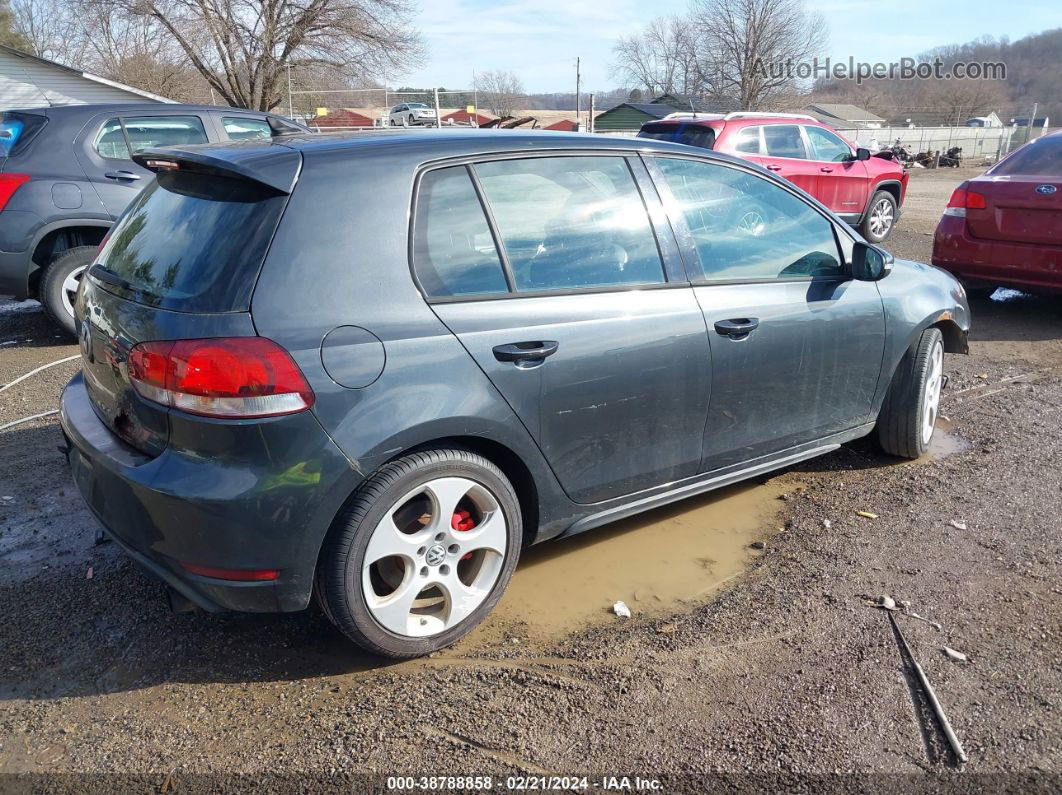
[398,0,1062,94]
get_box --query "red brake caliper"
[452,509,475,560]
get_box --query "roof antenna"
[689,98,697,118]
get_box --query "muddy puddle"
[923,418,971,461]
[479,477,795,640]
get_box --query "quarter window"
[473,156,665,292]
[731,126,762,154]
[805,126,853,162]
[763,125,807,159]
[412,166,509,297]
[656,157,843,282]
[94,118,129,159]
[222,116,272,141]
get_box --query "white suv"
[388,103,437,126]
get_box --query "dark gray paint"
[61,129,970,615]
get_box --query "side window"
[763,125,807,159]
[413,166,509,298]
[121,115,208,153]
[222,116,271,141]
[94,117,129,159]
[805,126,853,162]
[473,156,666,292]
[731,126,761,154]
[655,157,843,282]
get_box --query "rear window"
[638,122,716,150]
[91,171,287,312]
[0,111,48,159]
[994,136,1062,177]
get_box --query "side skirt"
[559,422,875,538]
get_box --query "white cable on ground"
[0,355,80,395]
[0,409,60,431]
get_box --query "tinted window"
[474,156,665,292]
[94,118,129,159]
[122,116,208,153]
[994,135,1062,176]
[805,126,852,162]
[731,126,761,154]
[413,167,508,298]
[91,172,287,311]
[763,125,807,159]
[222,116,271,141]
[656,157,843,281]
[638,122,716,149]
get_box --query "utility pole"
[287,63,294,118]
[575,57,581,131]
[589,94,595,133]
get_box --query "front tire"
[860,190,898,243]
[316,449,522,658]
[40,245,96,338]
[876,328,944,459]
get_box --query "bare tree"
[477,69,524,118]
[690,0,826,110]
[84,0,424,111]
[611,16,699,98]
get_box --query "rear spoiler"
[133,145,301,194]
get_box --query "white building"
[0,45,173,111]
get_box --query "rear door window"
[221,116,272,141]
[122,115,208,153]
[805,126,853,162]
[763,125,807,159]
[473,156,666,292]
[94,118,130,159]
[91,171,287,312]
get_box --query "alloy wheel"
[60,264,87,321]
[921,340,944,445]
[362,477,506,638]
[869,198,894,238]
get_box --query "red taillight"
[0,174,29,211]
[128,337,315,418]
[180,562,280,581]
[944,186,987,217]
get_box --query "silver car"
[388,103,437,126]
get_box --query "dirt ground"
[0,166,1059,792]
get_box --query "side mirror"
[855,147,871,161]
[851,241,893,281]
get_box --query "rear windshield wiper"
[89,263,137,293]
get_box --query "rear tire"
[40,245,96,338]
[876,328,945,459]
[316,448,522,658]
[860,190,898,243]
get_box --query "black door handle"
[104,170,142,181]
[492,340,559,364]
[714,318,759,339]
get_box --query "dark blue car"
[60,130,969,658]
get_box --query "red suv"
[932,131,1062,296]
[639,113,908,242]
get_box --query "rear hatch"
[967,137,1062,245]
[78,144,301,455]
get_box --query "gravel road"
[0,166,1058,792]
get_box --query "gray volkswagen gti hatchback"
[60,130,969,658]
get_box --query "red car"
[638,113,909,242]
[932,131,1062,296]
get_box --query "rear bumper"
[932,215,1062,292]
[60,372,357,612]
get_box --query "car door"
[412,155,712,504]
[649,155,886,471]
[759,124,820,197]
[75,112,211,217]
[803,125,869,216]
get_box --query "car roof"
[9,102,283,117]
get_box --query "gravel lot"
[0,166,1058,791]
